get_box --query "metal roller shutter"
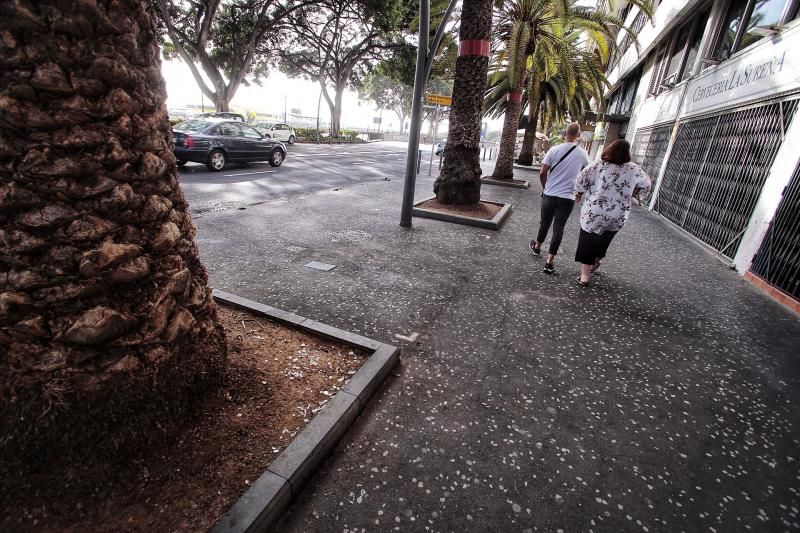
[750,163,800,299]
[653,98,799,259]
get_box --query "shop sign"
[682,25,800,116]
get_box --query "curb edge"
[210,291,400,533]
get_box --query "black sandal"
[590,260,601,273]
[576,277,590,287]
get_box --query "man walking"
[529,122,589,274]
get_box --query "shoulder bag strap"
[549,144,578,172]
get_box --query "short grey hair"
[565,122,581,138]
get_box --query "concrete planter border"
[513,163,541,171]
[412,196,512,230]
[480,177,530,189]
[211,290,400,532]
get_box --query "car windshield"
[174,119,213,133]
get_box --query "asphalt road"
[178,141,444,216]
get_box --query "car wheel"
[269,149,284,167]
[176,160,187,167]
[288,135,295,145]
[206,149,226,171]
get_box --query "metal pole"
[424,0,457,83]
[284,94,287,122]
[400,0,429,228]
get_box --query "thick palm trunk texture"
[517,80,542,166]
[433,0,493,204]
[491,96,523,180]
[0,0,227,463]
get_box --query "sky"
[160,59,504,134]
[161,59,405,131]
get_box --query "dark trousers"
[536,194,575,255]
[575,228,618,264]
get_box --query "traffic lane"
[178,142,411,215]
[177,143,411,181]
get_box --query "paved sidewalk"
[194,163,800,532]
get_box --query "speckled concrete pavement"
[193,163,800,532]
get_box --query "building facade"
[597,0,800,309]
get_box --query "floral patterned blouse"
[574,160,652,234]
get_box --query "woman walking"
[573,140,651,286]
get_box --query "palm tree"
[488,0,567,180]
[433,0,494,204]
[517,44,608,165]
[0,0,227,463]
[489,0,649,177]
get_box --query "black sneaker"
[543,262,555,274]
[529,241,541,256]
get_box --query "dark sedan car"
[172,119,287,171]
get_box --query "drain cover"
[304,261,336,272]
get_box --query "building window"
[713,0,795,60]
[605,68,641,119]
[680,18,705,80]
[647,46,668,96]
[662,25,693,86]
[714,0,749,60]
[647,9,710,96]
[619,2,633,23]
[608,9,648,72]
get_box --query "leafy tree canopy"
[153,0,315,110]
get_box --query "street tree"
[485,33,608,165]
[0,0,227,462]
[359,71,414,132]
[516,48,607,164]
[278,0,409,137]
[153,0,309,112]
[433,0,494,204]
[488,0,627,180]
[360,36,456,133]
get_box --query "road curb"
[210,290,400,533]
[412,196,512,230]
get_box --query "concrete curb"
[210,290,400,533]
[513,163,541,171]
[412,196,512,230]
[480,177,530,189]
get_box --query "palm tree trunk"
[490,89,524,179]
[0,0,227,464]
[517,77,543,166]
[433,0,493,204]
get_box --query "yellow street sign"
[426,94,452,106]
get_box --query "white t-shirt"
[541,142,590,199]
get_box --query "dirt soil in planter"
[0,304,368,532]
[417,198,502,220]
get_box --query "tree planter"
[513,162,541,171]
[210,292,400,532]
[481,177,530,189]
[1,292,398,531]
[412,197,512,230]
